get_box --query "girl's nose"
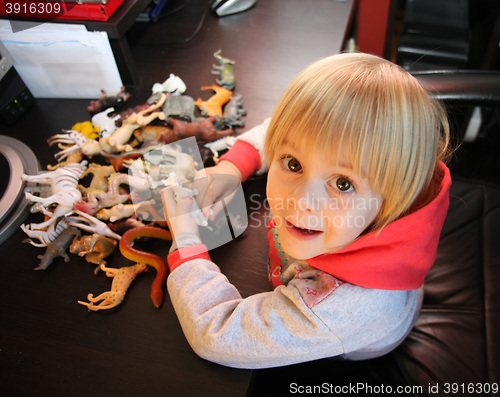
[289,179,329,213]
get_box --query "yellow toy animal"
[79,163,116,194]
[78,263,148,311]
[194,85,232,117]
[72,121,100,140]
[70,233,118,271]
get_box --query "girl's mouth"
[285,219,323,240]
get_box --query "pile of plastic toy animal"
[20,50,246,312]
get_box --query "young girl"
[162,52,451,369]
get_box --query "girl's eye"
[329,176,355,193]
[282,156,302,173]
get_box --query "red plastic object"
[0,0,125,21]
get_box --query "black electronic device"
[0,41,35,125]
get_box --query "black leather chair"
[415,70,500,182]
[247,71,500,396]
[397,0,471,71]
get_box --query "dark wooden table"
[0,1,355,395]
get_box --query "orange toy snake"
[119,226,172,308]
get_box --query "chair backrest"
[413,70,500,107]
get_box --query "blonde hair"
[264,52,450,231]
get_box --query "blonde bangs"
[264,53,450,231]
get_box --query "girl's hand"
[193,160,243,220]
[161,188,200,238]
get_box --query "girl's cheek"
[266,167,284,200]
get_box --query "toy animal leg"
[21,224,44,238]
[78,297,115,311]
[78,291,122,311]
[211,64,223,74]
[29,216,58,231]
[54,146,79,161]
[56,249,70,263]
[30,203,54,217]
[25,192,56,206]
[100,264,119,276]
[22,239,46,248]
[21,225,50,247]
[21,173,52,184]
[87,292,109,302]
[85,252,108,266]
[89,291,122,305]
[82,301,118,311]
[137,111,166,126]
[29,205,72,230]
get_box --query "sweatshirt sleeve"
[219,118,270,181]
[166,257,420,369]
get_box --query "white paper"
[0,23,122,99]
[0,20,88,33]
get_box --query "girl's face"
[266,140,383,260]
